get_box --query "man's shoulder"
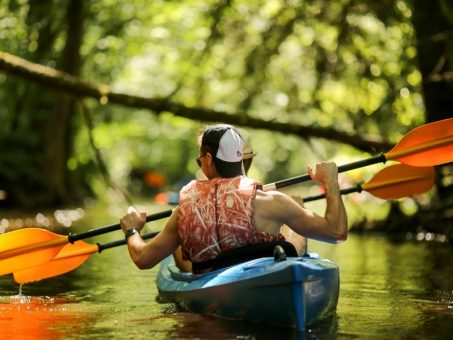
[255,189,287,202]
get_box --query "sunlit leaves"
[0,0,435,207]
[83,0,425,185]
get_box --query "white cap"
[201,125,245,177]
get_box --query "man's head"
[199,124,245,178]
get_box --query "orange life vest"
[178,176,281,263]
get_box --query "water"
[1,230,452,339]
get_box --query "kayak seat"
[192,241,298,274]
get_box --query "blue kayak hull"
[156,254,339,330]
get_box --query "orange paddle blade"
[0,228,68,275]
[385,118,453,166]
[362,164,434,199]
[13,240,99,284]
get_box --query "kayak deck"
[156,253,339,330]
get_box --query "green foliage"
[78,1,423,180]
[0,0,438,209]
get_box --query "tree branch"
[0,51,393,152]
[78,99,134,206]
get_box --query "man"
[120,124,347,272]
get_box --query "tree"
[0,0,85,207]
[411,0,453,201]
[0,0,451,235]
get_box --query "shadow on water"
[156,302,339,339]
[160,313,338,339]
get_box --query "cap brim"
[242,152,256,160]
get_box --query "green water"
[1,227,452,338]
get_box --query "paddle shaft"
[262,154,386,191]
[303,185,362,202]
[93,185,357,251]
[67,146,433,241]
[97,180,386,251]
[68,210,172,243]
[65,157,384,243]
[97,231,159,252]
[101,185,357,250]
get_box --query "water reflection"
[0,208,85,232]
[0,293,92,339]
[0,232,452,338]
[311,234,453,338]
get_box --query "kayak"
[156,252,339,330]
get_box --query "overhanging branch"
[0,51,393,152]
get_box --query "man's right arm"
[256,162,348,243]
[123,208,180,269]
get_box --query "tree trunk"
[378,1,453,238]
[411,1,453,124]
[0,0,86,208]
[44,0,85,204]
[411,0,453,200]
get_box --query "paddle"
[0,210,172,276]
[263,118,452,191]
[1,118,451,275]
[13,231,159,284]
[12,164,434,283]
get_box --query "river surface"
[1,220,452,339]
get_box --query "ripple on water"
[0,294,72,306]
